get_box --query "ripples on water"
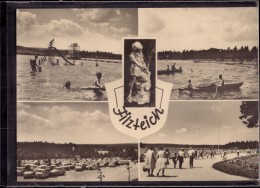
[158,60,258,100]
[17,55,122,101]
[17,56,258,101]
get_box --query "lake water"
[158,60,258,100]
[17,55,122,101]
[17,56,258,101]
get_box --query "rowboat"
[158,68,182,75]
[179,82,243,92]
[80,86,106,91]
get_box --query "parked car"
[108,162,116,167]
[38,165,48,169]
[23,171,35,179]
[17,167,25,176]
[50,169,60,177]
[35,169,50,179]
[55,167,66,175]
[75,164,83,171]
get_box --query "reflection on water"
[158,60,258,100]
[17,55,122,101]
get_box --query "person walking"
[188,147,195,168]
[178,148,186,169]
[144,146,157,177]
[172,153,178,168]
[164,148,171,168]
[156,146,166,177]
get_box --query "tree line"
[158,46,258,61]
[17,45,122,60]
[140,140,259,150]
[17,141,138,161]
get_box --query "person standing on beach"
[172,153,178,168]
[178,148,185,169]
[164,148,171,168]
[144,146,156,177]
[156,146,166,177]
[210,149,214,159]
[188,147,195,168]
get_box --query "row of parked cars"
[17,157,133,179]
[17,164,66,179]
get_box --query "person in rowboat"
[167,65,170,71]
[187,79,194,91]
[171,63,176,71]
[214,74,224,86]
[213,74,224,98]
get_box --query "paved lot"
[140,153,254,181]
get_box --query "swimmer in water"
[63,81,71,90]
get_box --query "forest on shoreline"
[17,45,258,61]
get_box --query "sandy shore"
[140,153,255,181]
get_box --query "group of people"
[166,63,182,71]
[143,146,201,177]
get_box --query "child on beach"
[172,153,178,168]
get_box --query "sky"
[17,9,138,53]
[17,8,258,53]
[17,101,258,145]
[139,8,258,51]
[17,102,137,144]
[142,101,259,145]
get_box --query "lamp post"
[126,164,132,181]
[97,165,105,182]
